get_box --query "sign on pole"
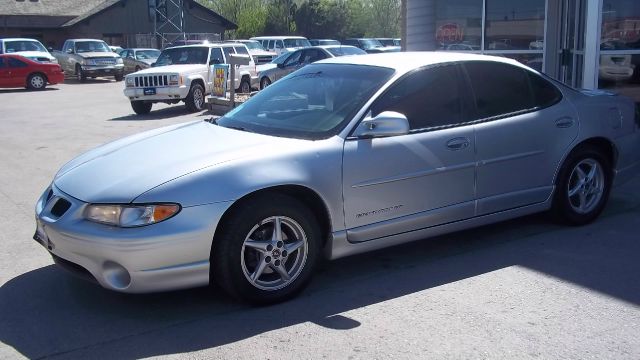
[211,64,229,98]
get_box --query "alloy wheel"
[567,158,605,214]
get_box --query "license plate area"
[144,87,156,95]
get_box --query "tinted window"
[233,46,249,55]
[327,46,366,56]
[0,58,5,68]
[222,47,234,62]
[283,50,302,67]
[301,49,327,64]
[529,72,562,108]
[372,65,465,130]
[464,62,534,119]
[8,57,28,68]
[209,48,223,64]
[155,46,208,66]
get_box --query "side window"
[302,49,327,64]
[8,57,28,68]
[0,58,5,68]
[267,40,274,50]
[222,47,234,63]
[233,46,249,55]
[528,72,562,108]
[0,41,4,54]
[464,62,534,119]
[209,48,223,64]
[276,40,284,49]
[283,50,302,67]
[371,65,466,130]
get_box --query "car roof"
[317,51,529,73]
[125,48,159,51]
[0,38,43,42]
[251,36,307,40]
[165,43,241,49]
[68,39,106,42]
[315,45,358,49]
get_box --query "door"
[6,57,30,87]
[0,58,10,87]
[275,49,303,80]
[558,0,586,87]
[464,61,579,215]
[342,64,476,242]
[209,47,224,92]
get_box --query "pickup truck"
[123,43,257,115]
[52,39,124,81]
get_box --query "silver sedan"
[120,48,160,73]
[34,53,640,304]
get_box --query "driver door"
[342,64,477,242]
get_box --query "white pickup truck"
[123,43,257,115]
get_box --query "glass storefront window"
[497,53,544,72]
[485,0,546,51]
[599,0,640,102]
[435,0,482,50]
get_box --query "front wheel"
[131,101,152,115]
[211,194,321,305]
[551,146,612,225]
[185,83,205,112]
[260,77,271,90]
[114,73,123,81]
[75,65,86,82]
[27,73,47,90]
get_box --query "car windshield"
[216,64,394,140]
[327,46,367,56]
[5,40,47,53]
[283,39,311,48]
[319,40,340,46]
[271,51,291,64]
[360,39,383,49]
[136,49,161,60]
[75,41,110,53]
[242,41,264,50]
[155,46,208,66]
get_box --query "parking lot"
[1,79,639,359]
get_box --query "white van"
[250,36,311,56]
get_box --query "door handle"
[446,137,470,150]
[555,117,575,128]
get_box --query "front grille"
[91,57,117,66]
[50,198,71,217]
[254,55,275,65]
[133,74,169,87]
[51,254,98,284]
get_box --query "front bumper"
[81,65,124,77]
[34,184,233,293]
[124,85,189,102]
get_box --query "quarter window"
[209,48,223,64]
[464,61,534,119]
[371,64,466,130]
[8,57,27,68]
[528,72,563,108]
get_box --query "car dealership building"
[403,0,640,102]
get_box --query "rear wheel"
[185,83,205,112]
[211,194,321,305]
[114,73,123,81]
[551,146,612,225]
[239,78,251,93]
[131,101,152,115]
[27,73,47,90]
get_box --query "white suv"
[123,43,257,115]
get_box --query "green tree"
[295,0,348,39]
[264,0,297,34]
[198,0,267,38]
[368,0,401,37]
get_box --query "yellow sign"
[212,64,229,97]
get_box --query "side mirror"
[66,48,74,54]
[150,62,156,67]
[47,46,53,52]
[352,111,410,138]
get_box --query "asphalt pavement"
[0,79,639,359]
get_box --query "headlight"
[125,77,135,87]
[85,59,96,66]
[116,57,123,64]
[84,204,180,227]
[169,74,179,85]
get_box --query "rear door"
[0,57,10,87]
[342,64,477,242]
[6,57,30,87]
[464,61,578,215]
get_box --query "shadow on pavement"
[0,87,60,94]
[1,197,639,358]
[109,107,210,121]
[63,78,115,85]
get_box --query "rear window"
[327,47,366,57]
[233,46,249,55]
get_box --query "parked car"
[0,54,64,90]
[257,45,365,89]
[225,39,275,65]
[250,36,311,56]
[343,38,399,53]
[123,43,257,114]
[52,39,124,81]
[119,48,161,73]
[36,52,640,304]
[0,38,57,63]
[375,38,397,47]
[309,39,340,46]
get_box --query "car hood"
[54,121,302,203]
[79,52,119,58]
[134,64,204,74]
[10,51,55,60]
[249,49,275,56]
[257,63,277,74]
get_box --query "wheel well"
[214,185,332,248]
[241,74,250,82]
[574,137,618,169]
[190,78,204,89]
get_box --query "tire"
[114,73,124,81]
[75,65,86,82]
[239,78,251,94]
[211,193,321,305]
[185,83,205,112]
[551,146,612,225]
[131,101,152,115]
[27,73,47,90]
[260,77,271,90]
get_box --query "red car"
[0,54,64,90]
